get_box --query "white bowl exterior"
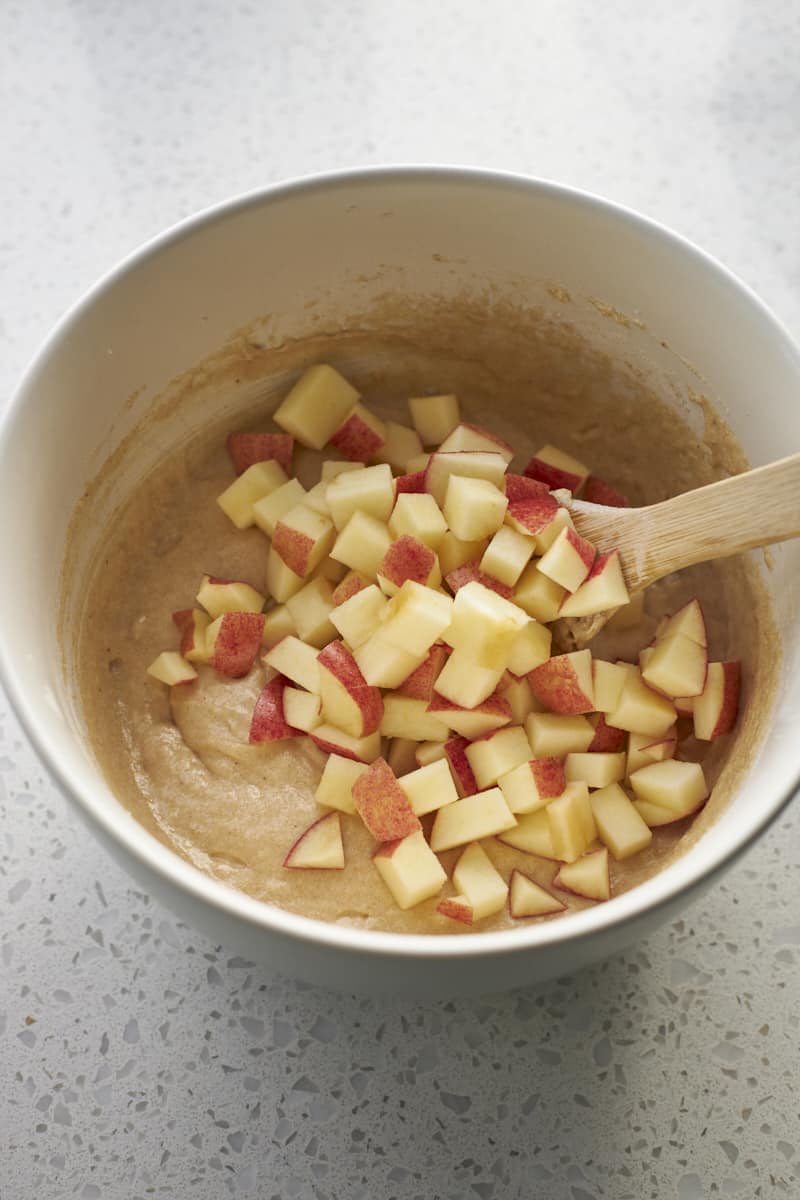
[1,168,798,996]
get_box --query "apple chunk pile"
[146,363,742,925]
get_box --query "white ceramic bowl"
[1,167,798,997]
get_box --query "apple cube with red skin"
[529,649,594,715]
[428,692,512,740]
[317,640,383,738]
[589,783,652,859]
[565,751,626,789]
[524,444,589,493]
[525,713,595,757]
[380,696,450,742]
[373,829,447,909]
[207,612,265,677]
[253,478,307,538]
[173,608,211,662]
[656,597,707,647]
[606,670,677,737]
[553,848,610,901]
[498,757,566,814]
[408,393,460,445]
[217,459,289,529]
[466,725,533,789]
[626,729,677,776]
[438,533,489,577]
[263,634,320,692]
[265,546,305,603]
[445,560,514,600]
[394,470,427,495]
[354,632,426,689]
[445,580,528,671]
[443,736,479,796]
[537,526,596,593]
[591,660,629,713]
[273,504,335,578]
[693,661,740,740]
[398,758,459,816]
[197,575,265,618]
[375,420,424,472]
[504,491,559,538]
[309,724,381,763]
[443,475,509,542]
[507,619,552,677]
[415,740,447,767]
[559,551,630,618]
[546,782,596,862]
[437,895,474,925]
[480,526,537,586]
[261,604,297,650]
[439,422,515,463]
[433,649,504,710]
[429,788,517,852]
[452,842,509,919]
[285,576,337,648]
[326,463,396,529]
[351,758,421,842]
[227,431,294,476]
[379,580,453,657]
[329,402,387,462]
[389,493,448,549]
[377,535,440,595]
[283,811,345,869]
[282,686,322,732]
[315,753,368,814]
[513,563,567,622]
[508,870,566,918]
[330,511,392,579]
[582,475,628,507]
[249,676,302,742]
[396,644,448,701]
[641,632,708,698]
[497,809,559,859]
[147,651,198,686]
[425,450,508,506]
[273,364,360,449]
[498,673,539,723]
[331,570,370,606]
[330,583,387,648]
[586,713,627,753]
[629,759,708,814]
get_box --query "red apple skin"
[444,736,479,796]
[702,661,741,738]
[318,640,383,736]
[524,456,582,492]
[587,714,627,752]
[530,757,567,798]
[505,473,550,501]
[395,470,427,494]
[249,676,302,742]
[528,654,594,715]
[508,869,566,917]
[282,811,344,869]
[429,691,513,724]
[172,608,203,657]
[329,412,385,462]
[564,527,596,572]
[352,758,422,841]
[331,573,369,606]
[380,535,436,588]
[227,432,294,475]
[210,612,266,678]
[437,897,474,925]
[507,493,559,535]
[583,475,629,507]
[396,644,449,701]
[445,561,514,600]
[273,522,315,576]
[308,731,364,762]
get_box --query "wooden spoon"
[553,450,800,650]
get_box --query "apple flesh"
[329,511,392,579]
[629,758,708,814]
[525,713,595,756]
[641,632,708,698]
[537,526,596,593]
[373,829,447,909]
[497,809,559,860]
[263,634,320,692]
[656,597,707,647]
[249,676,302,742]
[207,612,266,677]
[375,420,424,473]
[273,363,360,449]
[309,724,381,763]
[217,459,288,529]
[693,661,740,740]
[429,787,517,852]
[524,444,589,493]
[285,576,337,648]
[272,504,336,578]
[408,393,461,445]
[553,848,610,901]
[606,670,677,737]
[438,421,514,462]
[589,783,653,859]
[513,563,567,622]
[428,693,513,740]
[314,752,368,813]
[444,560,514,600]
[546,781,597,862]
[433,649,504,710]
[529,649,594,715]
[389,492,448,549]
[329,402,387,462]
[197,575,265,618]
[425,450,508,506]
[252,478,307,538]
[330,583,387,648]
[173,608,211,663]
[283,811,345,869]
[558,550,630,618]
[354,632,426,689]
[565,751,626,789]
[380,695,449,742]
[227,431,294,476]
[326,463,396,529]
[317,640,383,738]
[261,604,297,650]
[498,756,566,814]
[396,644,448,701]
[282,686,322,732]
[265,545,305,603]
[465,725,533,789]
[508,870,565,918]
[146,650,198,686]
[444,579,530,670]
[498,673,539,724]
[443,474,509,542]
[379,579,453,657]
[591,660,629,713]
[452,841,509,919]
[480,525,537,587]
[386,737,419,777]
[398,758,459,815]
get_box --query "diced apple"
[354,631,426,689]
[508,869,565,917]
[415,740,448,767]
[408,393,460,445]
[318,557,348,586]
[282,686,322,732]
[207,612,265,677]
[444,560,514,600]
[375,420,424,472]
[217,460,289,529]
[565,751,626,789]
[437,895,474,925]
[380,695,449,742]
[320,459,366,482]
[379,579,453,657]
[553,848,610,900]
[629,758,708,814]
[626,729,677,776]
[273,363,360,449]
[530,506,576,555]
[524,444,589,493]
[592,660,629,713]
[546,782,596,862]
[504,474,549,501]
[497,809,559,859]
[331,570,370,606]
[506,619,552,677]
[452,841,509,918]
[537,526,595,592]
[504,491,559,540]
[480,525,536,587]
[513,563,567,622]
[437,532,489,577]
[173,608,211,663]
[147,650,198,686]
[252,478,307,538]
[429,788,517,852]
[197,575,265,618]
[283,811,345,869]
[558,550,630,618]
[285,576,336,647]
[265,545,304,603]
[329,511,392,578]
[428,692,513,739]
[433,649,504,710]
[466,725,533,789]
[395,469,427,494]
[444,736,479,796]
[641,632,708,699]
[373,829,447,909]
[673,695,695,717]
[406,453,432,474]
[272,504,335,579]
[317,640,383,738]
[396,644,448,701]
[352,758,421,841]
[497,673,539,723]
[377,535,440,595]
[389,492,448,549]
[589,783,652,859]
[329,402,387,462]
[529,649,594,715]
[445,580,528,671]
[443,475,508,542]
[309,724,381,763]
[399,758,459,816]
[315,753,368,814]
[498,756,566,814]
[606,670,677,737]
[425,450,508,506]
[693,661,740,740]
[439,422,515,463]
[386,738,419,778]
[587,712,627,753]
[326,462,395,529]
[261,604,297,649]
[249,676,301,741]
[525,712,594,756]
[633,797,699,827]
[330,583,387,648]
[227,431,294,476]
[655,597,707,647]
[263,635,320,692]
[582,475,628,507]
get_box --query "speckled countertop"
[2,3,799,1197]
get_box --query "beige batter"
[73,312,778,935]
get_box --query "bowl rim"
[1,162,799,961]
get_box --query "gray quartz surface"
[1,2,799,1197]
